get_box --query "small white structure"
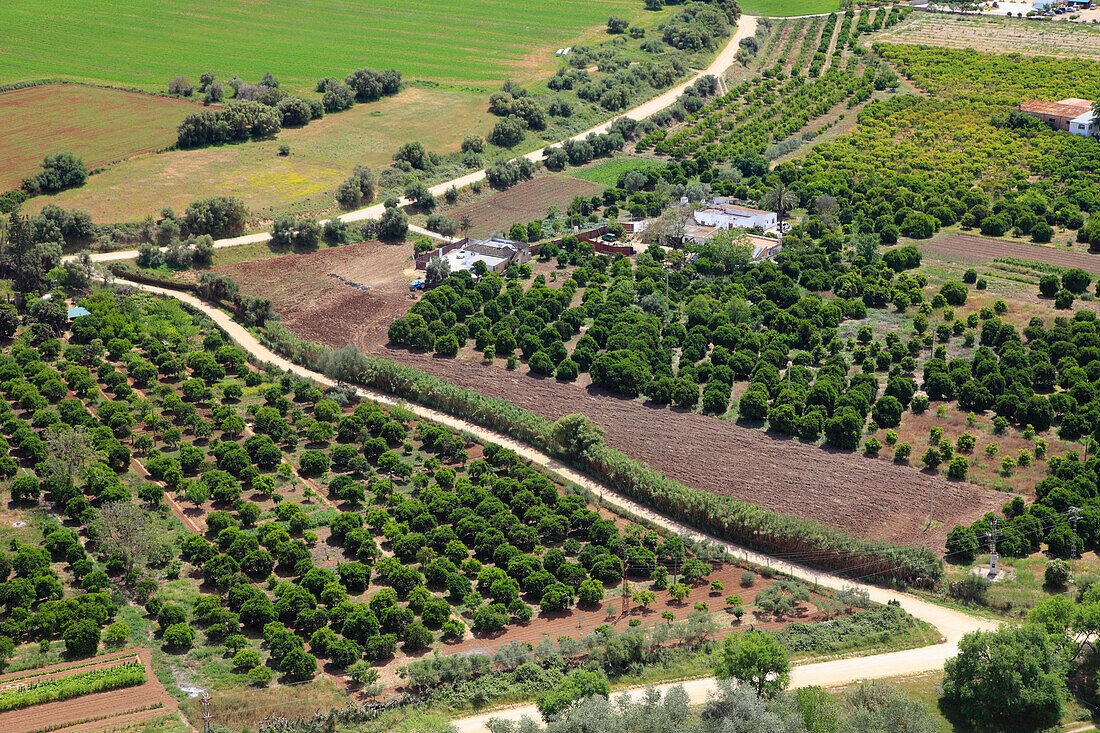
[442,248,509,274]
[691,197,777,232]
[1070,110,1098,137]
[437,237,531,275]
[749,234,783,262]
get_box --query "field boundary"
[0,78,211,106]
[116,277,944,585]
[0,648,179,733]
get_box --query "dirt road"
[381,348,1003,549]
[77,18,758,265]
[114,278,999,731]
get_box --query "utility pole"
[928,479,934,528]
[1070,506,1082,572]
[986,516,1000,579]
[201,693,212,733]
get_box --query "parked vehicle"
[409,280,424,291]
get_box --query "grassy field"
[24,86,496,223]
[873,12,1100,58]
[0,0,648,93]
[0,84,203,188]
[429,174,604,237]
[738,0,841,17]
[569,155,661,187]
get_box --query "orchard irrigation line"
[110,277,999,731]
[75,17,760,267]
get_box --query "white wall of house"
[1070,112,1098,137]
[693,207,777,231]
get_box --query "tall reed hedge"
[263,331,942,586]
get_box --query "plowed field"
[441,175,604,238]
[214,240,415,351]
[921,233,1100,274]
[375,346,1007,552]
[0,648,177,733]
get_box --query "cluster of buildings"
[1016,98,1097,137]
[416,237,532,275]
[681,197,783,262]
[414,197,785,280]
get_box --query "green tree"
[551,413,605,459]
[536,669,610,719]
[63,619,100,657]
[714,630,790,699]
[759,181,797,223]
[942,626,1068,732]
[5,211,62,293]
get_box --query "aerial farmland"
[1,0,1099,732]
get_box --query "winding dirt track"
[112,279,999,733]
[77,17,759,264]
[378,348,1005,551]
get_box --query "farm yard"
[738,0,841,17]
[0,287,929,731]
[0,84,203,189]
[22,86,497,224]
[921,233,1100,276]
[8,0,1100,729]
[432,176,605,239]
[0,0,649,92]
[873,12,1100,59]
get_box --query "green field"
[739,0,842,16]
[25,86,496,222]
[570,156,662,187]
[0,0,646,93]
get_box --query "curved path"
[77,17,758,265]
[112,278,998,730]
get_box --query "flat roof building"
[1017,98,1094,132]
[691,198,778,233]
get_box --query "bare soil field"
[215,241,416,351]
[872,13,1100,59]
[0,84,203,189]
[374,346,1006,551]
[921,232,1100,274]
[438,175,604,238]
[0,648,178,733]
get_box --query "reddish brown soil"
[215,240,415,351]
[0,84,205,188]
[922,233,1100,274]
[440,175,604,238]
[438,564,824,661]
[374,346,1006,551]
[0,648,179,733]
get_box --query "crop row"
[0,661,145,712]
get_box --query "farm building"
[426,237,531,274]
[691,198,778,232]
[682,225,783,262]
[464,237,532,266]
[1016,98,1096,135]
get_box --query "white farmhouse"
[1070,110,1098,137]
[691,197,777,232]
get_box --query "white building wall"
[693,208,777,231]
